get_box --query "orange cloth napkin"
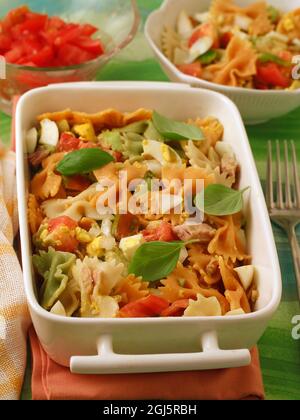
[29,327,265,400]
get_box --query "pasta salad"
[162,0,300,90]
[26,107,257,318]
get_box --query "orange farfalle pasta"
[30,153,65,201]
[219,256,251,313]
[208,215,249,262]
[159,263,230,314]
[37,108,153,130]
[162,166,215,194]
[206,36,258,87]
[113,274,150,306]
[210,0,273,35]
[28,194,44,234]
[188,244,221,286]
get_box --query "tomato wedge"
[72,37,104,55]
[57,132,80,152]
[177,62,202,78]
[143,222,178,243]
[115,214,140,240]
[64,175,91,192]
[160,299,189,317]
[48,216,78,252]
[48,216,78,232]
[119,295,170,318]
[256,62,290,88]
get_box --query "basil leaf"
[56,148,114,176]
[195,184,250,216]
[267,5,279,23]
[259,53,290,67]
[128,241,185,282]
[199,50,218,64]
[152,111,204,141]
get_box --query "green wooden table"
[1,0,299,400]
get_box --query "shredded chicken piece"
[173,223,216,242]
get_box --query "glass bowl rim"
[3,0,140,72]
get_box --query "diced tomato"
[48,216,78,232]
[64,175,91,192]
[112,151,123,162]
[143,222,178,243]
[72,37,104,55]
[4,46,23,63]
[29,45,54,66]
[78,141,99,150]
[220,32,233,49]
[188,22,219,49]
[0,34,12,52]
[115,214,140,240]
[0,6,105,68]
[256,62,290,88]
[57,43,93,66]
[177,62,202,78]
[81,23,98,36]
[54,25,82,47]
[160,299,189,317]
[119,295,170,318]
[2,5,29,30]
[57,132,80,152]
[18,14,48,32]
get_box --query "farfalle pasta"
[27,106,257,319]
[163,0,300,90]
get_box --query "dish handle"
[70,331,251,374]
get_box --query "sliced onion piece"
[187,36,213,63]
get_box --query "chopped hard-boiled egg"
[288,80,300,91]
[143,140,182,166]
[86,236,116,257]
[234,265,255,291]
[93,296,119,318]
[177,10,194,39]
[234,14,252,31]
[265,31,289,43]
[73,122,96,142]
[282,17,295,32]
[119,234,144,261]
[215,141,235,158]
[194,12,210,24]
[25,127,38,154]
[39,119,59,148]
[50,301,66,317]
[183,294,222,317]
[179,247,188,263]
[225,308,245,316]
[75,227,92,243]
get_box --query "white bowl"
[16,81,281,374]
[145,0,300,125]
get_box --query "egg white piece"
[39,119,59,148]
[234,265,255,291]
[119,234,145,261]
[143,140,182,166]
[177,10,194,39]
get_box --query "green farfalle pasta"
[32,247,76,310]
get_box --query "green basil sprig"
[199,50,218,65]
[259,53,291,67]
[195,184,250,216]
[56,148,114,176]
[129,241,193,282]
[152,111,204,141]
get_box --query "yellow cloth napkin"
[0,148,30,400]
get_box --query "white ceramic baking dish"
[145,0,300,125]
[16,81,281,374]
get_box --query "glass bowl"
[0,0,140,114]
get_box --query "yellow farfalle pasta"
[188,244,221,286]
[113,274,150,306]
[277,8,300,41]
[28,194,44,235]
